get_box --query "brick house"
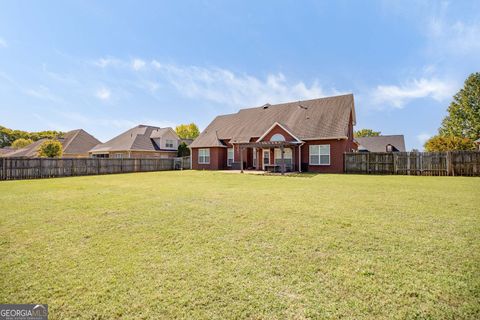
[89,125,180,158]
[189,94,357,173]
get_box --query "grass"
[0,171,479,319]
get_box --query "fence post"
[446,151,451,176]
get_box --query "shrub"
[424,135,475,152]
[38,140,63,158]
[11,138,33,149]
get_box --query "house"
[355,135,406,152]
[0,147,14,157]
[189,94,357,173]
[89,125,180,158]
[4,129,101,158]
[475,138,480,151]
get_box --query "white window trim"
[166,139,175,148]
[198,148,210,164]
[114,153,123,159]
[309,144,331,166]
[227,148,234,167]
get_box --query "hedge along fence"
[344,151,480,176]
[0,156,191,181]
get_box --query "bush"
[11,138,33,149]
[177,142,190,157]
[38,140,63,158]
[424,135,475,152]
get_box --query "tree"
[175,123,200,139]
[424,135,475,152]
[439,72,480,140]
[0,125,64,147]
[354,129,381,138]
[177,142,190,157]
[38,140,63,157]
[11,138,33,149]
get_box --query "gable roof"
[190,94,356,148]
[3,139,47,157]
[356,135,406,152]
[0,147,14,156]
[4,129,101,157]
[61,129,101,155]
[89,125,178,153]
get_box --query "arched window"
[271,133,285,142]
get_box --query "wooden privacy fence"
[344,151,480,176]
[0,156,191,181]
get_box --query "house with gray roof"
[355,135,406,152]
[189,94,357,173]
[89,125,180,158]
[4,129,100,158]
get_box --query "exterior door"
[262,149,270,170]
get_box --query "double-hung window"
[198,148,210,164]
[166,139,175,148]
[309,145,330,165]
[227,148,234,166]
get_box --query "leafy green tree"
[11,138,33,149]
[354,129,381,138]
[177,142,190,157]
[175,123,200,139]
[0,125,64,147]
[38,140,63,157]
[424,135,475,152]
[439,72,480,140]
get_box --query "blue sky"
[0,0,479,150]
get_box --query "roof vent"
[262,103,271,109]
[299,104,308,110]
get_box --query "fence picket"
[0,156,191,181]
[344,151,479,176]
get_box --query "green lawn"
[0,172,479,319]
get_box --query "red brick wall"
[191,147,227,170]
[301,139,348,173]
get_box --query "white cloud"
[132,59,146,71]
[26,85,62,102]
[427,16,480,56]
[150,60,340,107]
[371,77,457,108]
[93,57,123,68]
[96,87,111,100]
[0,37,7,48]
[417,133,432,145]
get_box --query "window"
[166,139,175,148]
[274,148,292,165]
[309,145,330,165]
[227,148,234,166]
[271,133,285,141]
[114,153,123,159]
[198,148,210,164]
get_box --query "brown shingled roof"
[190,94,356,148]
[89,125,178,152]
[355,135,406,152]
[62,129,101,155]
[4,129,101,157]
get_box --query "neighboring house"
[89,125,180,158]
[189,94,357,173]
[475,138,480,151]
[0,147,14,157]
[4,129,100,158]
[355,135,406,152]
